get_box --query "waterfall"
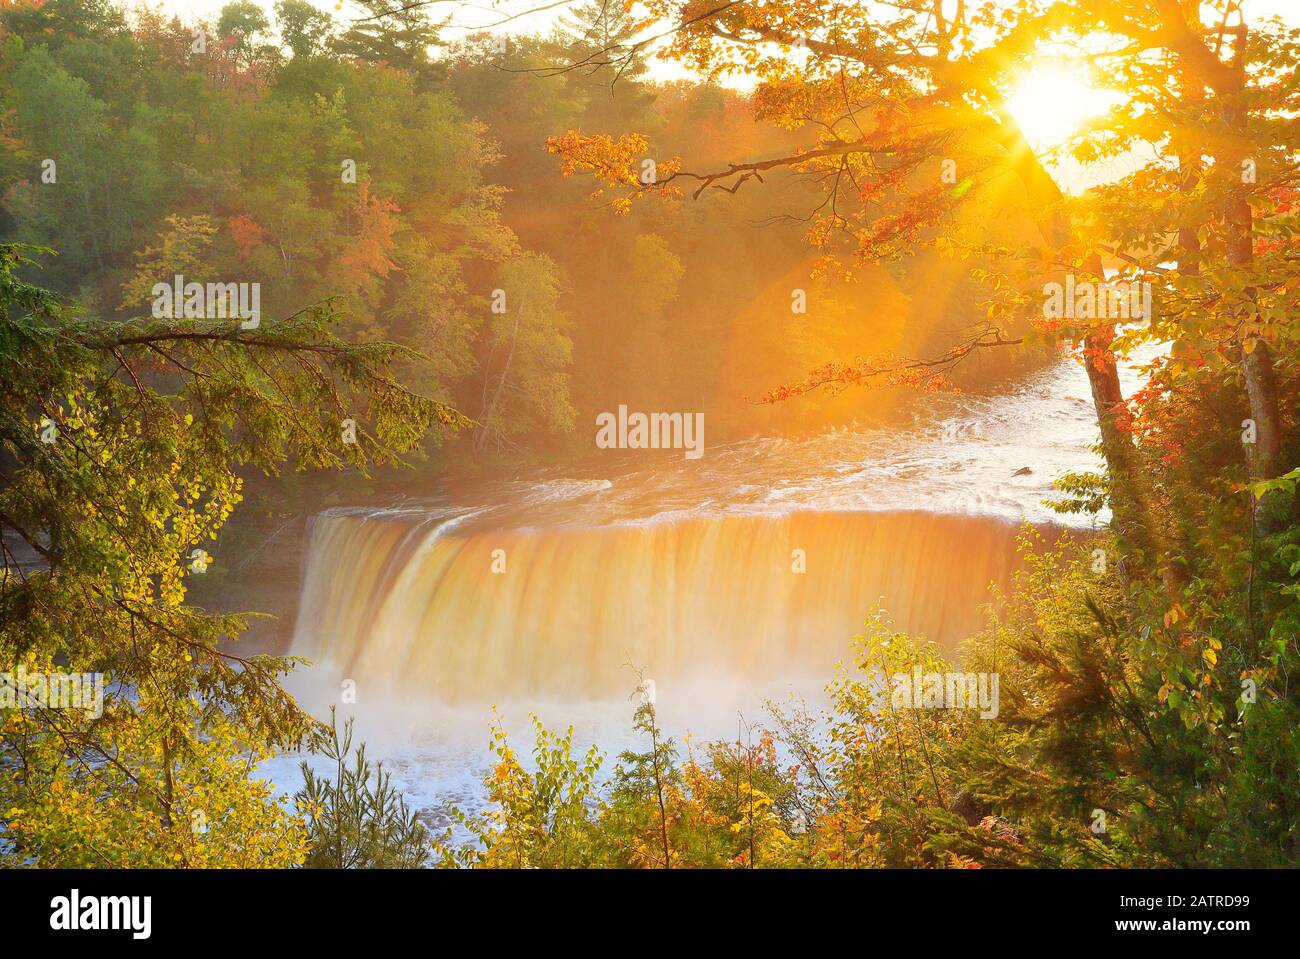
[291,507,1033,702]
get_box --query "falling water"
[289,348,1138,702]
[267,352,1145,816]
[292,508,1029,701]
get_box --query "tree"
[545,0,1299,571]
[331,0,443,85]
[217,0,274,69]
[1,46,165,286]
[296,708,429,868]
[603,675,679,868]
[218,1,270,45]
[0,245,469,865]
[2,3,531,442]
[118,214,219,310]
[474,253,575,456]
[444,711,603,868]
[533,0,1299,870]
[274,0,334,59]
[619,233,683,405]
[545,2,1158,532]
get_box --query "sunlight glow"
[1006,66,1116,149]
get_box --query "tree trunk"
[994,111,1161,561]
[475,302,524,455]
[1221,26,1288,534]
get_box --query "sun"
[1006,66,1116,149]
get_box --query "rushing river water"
[260,350,1146,829]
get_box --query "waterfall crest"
[291,508,1031,701]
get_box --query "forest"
[0,0,1296,874]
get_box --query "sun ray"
[1006,65,1117,150]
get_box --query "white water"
[260,351,1145,832]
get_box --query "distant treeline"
[0,0,1042,472]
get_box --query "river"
[259,349,1146,832]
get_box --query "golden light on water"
[293,510,1029,700]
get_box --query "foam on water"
[261,350,1155,836]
